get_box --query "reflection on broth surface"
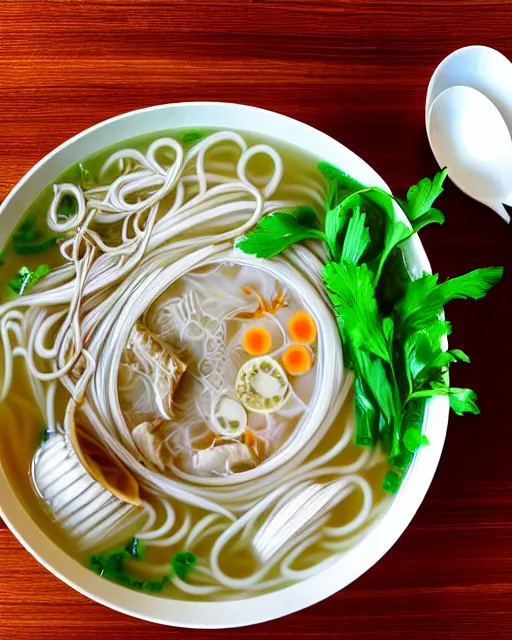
[0,128,390,599]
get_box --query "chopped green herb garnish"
[181,129,208,147]
[56,194,77,221]
[382,470,402,494]
[9,264,50,295]
[90,536,166,592]
[90,540,196,592]
[124,536,147,559]
[171,550,197,580]
[14,237,60,255]
[78,162,95,189]
[11,216,62,255]
[239,164,503,492]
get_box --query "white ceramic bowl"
[0,102,449,628]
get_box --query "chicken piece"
[119,323,187,423]
[131,419,170,473]
[189,442,257,476]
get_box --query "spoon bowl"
[426,45,512,132]
[428,85,512,222]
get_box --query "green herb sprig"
[238,163,503,492]
[90,538,197,592]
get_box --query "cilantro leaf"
[398,169,448,221]
[237,210,324,258]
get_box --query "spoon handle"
[490,202,511,223]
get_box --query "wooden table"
[1,1,511,638]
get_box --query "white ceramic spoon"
[426,45,512,131]
[428,85,512,222]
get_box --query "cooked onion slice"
[66,401,141,506]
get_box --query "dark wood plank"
[0,1,511,638]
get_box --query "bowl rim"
[0,101,450,628]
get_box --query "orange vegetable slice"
[287,310,317,344]
[242,326,272,356]
[244,428,256,448]
[282,345,313,376]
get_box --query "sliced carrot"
[287,311,317,344]
[244,428,256,448]
[282,345,313,376]
[242,326,272,356]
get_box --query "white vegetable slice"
[32,432,142,550]
[190,443,256,476]
[211,396,247,438]
[235,356,290,413]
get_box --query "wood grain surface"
[1,1,511,638]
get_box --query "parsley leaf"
[324,260,390,362]
[399,267,504,332]
[398,169,448,222]
[410,208,445,234]
[237,210,324,258]
[410,382,480,415]
[340,206,370,264]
